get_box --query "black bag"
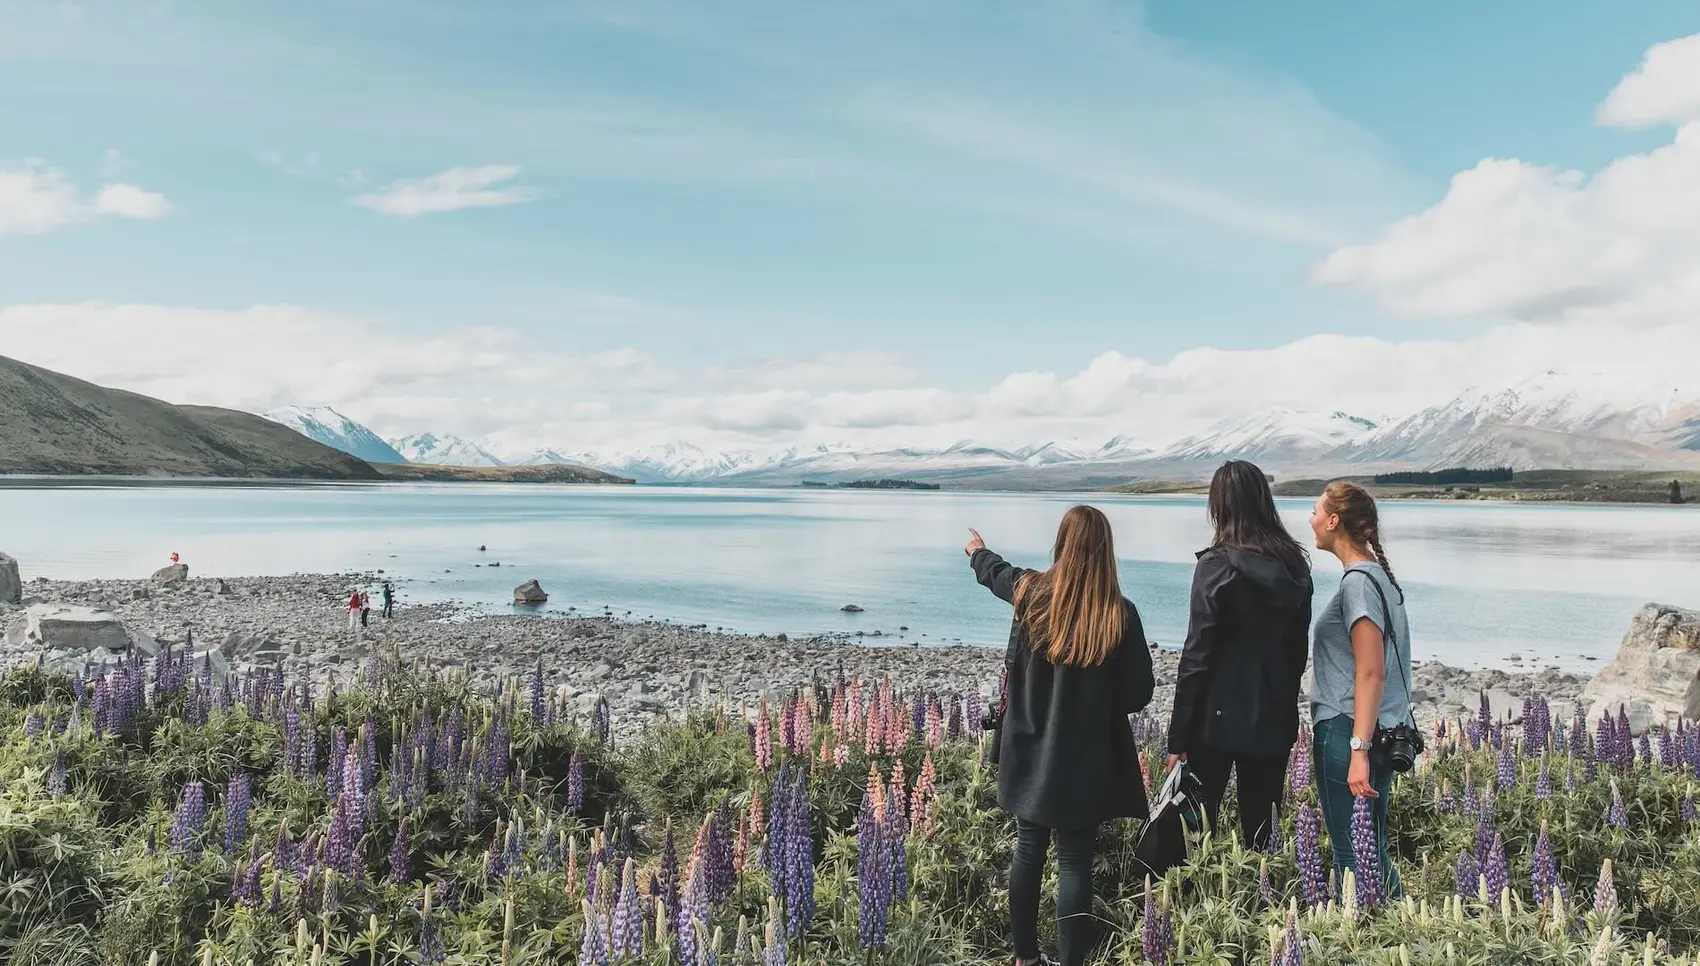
[1132,761,1204,880]
[982,664,1009,765]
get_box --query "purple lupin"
[1349,795,1380,909]
[567,751,585,811]
[1295,804,1326,907]
[856,790,891,951]
[1140,883,1173,966]
[388,819,410,884]
[1454,851,1479,899]
[170,781,208,858]
[224,772,252,852]
[1606,779,1628,830]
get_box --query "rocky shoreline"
[1,570,1603,738]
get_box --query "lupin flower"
[1535,754,1553,800]
[170,781,208,858]
[1278,912,1303,966]
[856,790,891,951]
[1593,858,1618,918]
[1295,804,1326,907]
[568,751,585,811]
[1288,735,1312,799]
[1638,733,1654,769]
[1258,858,1276,909]
[762,905,787,966]
[1495,740,1516,791]
[660,823,682,926]
[754,703,774,771]
[1530,822,1560,908]
[1682,788,1697,824]
[593,697,611,744]
[1140,881,1173,966]
[611,858,643,960]
[1480,831,1509,900]
[388,819,411,884]
[48,751,68,796]
[1454,851,1479,899]
[1349,795,1380,909]
[1606,779,1628,830]
[224,772,252,852]
[578,900,612,966]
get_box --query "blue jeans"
[1312,715,1402,900]
[1009,819,1096,966]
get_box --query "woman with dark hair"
[967,506,1155,966]
[1166,460,1312,850]
[1308,480,1412,898]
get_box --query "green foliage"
[4,659,1700,965]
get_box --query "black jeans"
[382,599,393,618]
[1185,744,1289,852]
[1010,818,1096,966]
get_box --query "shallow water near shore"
[3,480,1697,671]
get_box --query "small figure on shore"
[346,590,362,633]
[360,590,371,627]
[170,552,180,564]
[381,581,394,619]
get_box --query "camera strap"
[1342,568,1417,734]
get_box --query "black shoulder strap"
[1342,569,1415,729]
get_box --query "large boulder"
[514,579,548,604]
[152,563,190,586]
[1581,603,1700,733]
[3,604,137,674]
[0,552,20,605]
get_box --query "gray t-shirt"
[1309,562,1413,729]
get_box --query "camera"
[980,712,1000,732]
[1375,722,1424,773]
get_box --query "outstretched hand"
[964,528,986,556]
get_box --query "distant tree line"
[1372,467,1515,486]
[799,479,941,490]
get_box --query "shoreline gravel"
[1,570,1594,736]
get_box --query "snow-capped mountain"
[388,433,505,467]
[1158,409,1380,463]
[264,406,406,463]
[1346,371,1700,464]
[506,447,585,467]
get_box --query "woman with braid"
[1307,481,1412,899]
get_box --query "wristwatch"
[1349,735,1371,752]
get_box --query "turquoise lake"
[2,481,1697,671]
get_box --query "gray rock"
[214,579,232,596]
[841,604,864,613]
[0,552,20,605]
[131,587,152,601]
[1581,603,1700,733]
[5,604,132,655]
[514,579,548,604]
[152,563,189,586]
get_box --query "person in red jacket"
[347,590,362,633]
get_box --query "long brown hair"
[1320,481,1403,601]
[1012,505,1126,666]
[1208,460,1309,580]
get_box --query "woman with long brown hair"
[967,505,1155,966]
[1166,460,1312,851]
[1308,481,1413,899]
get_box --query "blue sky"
[4,0,1700,454]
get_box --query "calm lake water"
[2,481,1697,671]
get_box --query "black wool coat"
[1165,547,1313,761]
[972,548,1155,831]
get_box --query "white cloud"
[0,162,84,237]
[0,161,172,237]
[93,183,174,219]
[1311,34,1700,326]
[1597,34,1700,129]
[7,300,1699,455]
[351,164,539,217]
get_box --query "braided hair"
[1321,481,1403,602]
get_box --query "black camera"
[980,712,1000,732]
[1375,722,1424,773]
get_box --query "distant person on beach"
[360,590,371,627]
[170,552,180,564]
[381,582,394,619]
[1308,481,1414,899]
[1165,460,1313,850]
[347,590,361,633]
[967,506,1155,966]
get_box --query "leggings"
[1010,818,1096,966]
[1185,744,1290,852]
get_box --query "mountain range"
[262,370,1700,488]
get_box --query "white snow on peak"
[1158,409,1379,462]
[388,433,505,467]
[264,406,406,463]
